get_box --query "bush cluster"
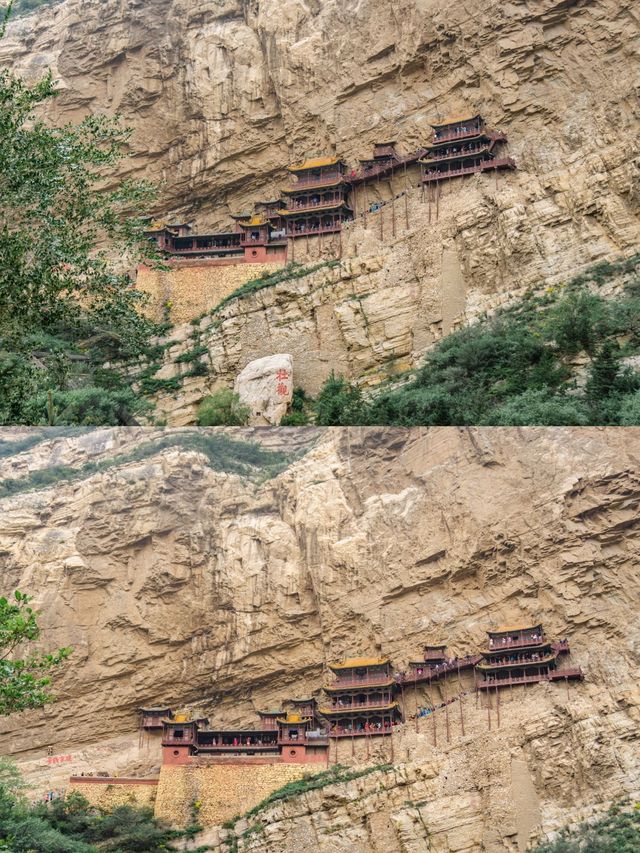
[0,788,201,853]
[313,256,640,426]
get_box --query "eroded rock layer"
[3,0,639,411]
[0,428,638,848]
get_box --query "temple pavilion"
[160,704,329,766]
[401,644,482,684]
[419,113,516,183]
[144,220,244,260]
[475,623,583,690]
[320,657,402,737]
[278,157,353,238]
[139,707,173,730]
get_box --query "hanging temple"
[135,623,582,770]
[143,113,517,265]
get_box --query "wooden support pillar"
[414,679,418,732]
[444,671,450,743]
[391,191,396,237]
[496,685,500,728]
[459,691,465,737]
[403,162,409,229]
[363,181,368,227]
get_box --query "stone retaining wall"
[136,260,285,324]
[67,777,158,809]
[154,763,311,827]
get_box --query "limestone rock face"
[234,353,293,425]
[3,0,639,419]
[0,428,639,847]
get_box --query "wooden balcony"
[325,673,393,689]
[422,146,491,164]
[329,725,394,738]
[283,198,348,214]
[399,654,482,684]
[286,223,344,238]
[485,635,547,652]
[288,173,345,191]
[478,667,583,689]
[422,157,515,183]
[349,150,425,185]
[477,653,556,671]
[433,125,484,144]
[320,700,395,714]
[196,743,279,752]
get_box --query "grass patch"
[241,763,392,822]
[0,432,299,500]
[211,260,340,314]
[175,344,208,364]
[0,428,94,459]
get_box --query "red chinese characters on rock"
[276,369,291,397]
[47,754,73,765]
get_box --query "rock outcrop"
[0,428,638,848]
[3,0,639,418]
[234,352,293,425]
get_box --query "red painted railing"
[323,699,394,712]
[478,667,583,689]
[432,125,484,144]
[399,655,482,684]
[422,145,490,164]
[329,724,395,738]
[486,635,547,652]
[326,673,393,689]
[289,173,345,190]
[197,743,279,752]
[422,157,515,182]
[348,151,425,185]
[477,655,556,670]
[286,223,343,238]
[285,198,347,213]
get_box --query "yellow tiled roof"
[288,156,341,172]
[238,214,268,227]
[328,657,389,670]
[276,713,311,724]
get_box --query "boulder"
[234,354,293,425]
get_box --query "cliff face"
[3,0,640,406]
[0,428,638,848]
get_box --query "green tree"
[314,372,369,426]
[0,591,70,715]
[620,390,640,425]
[0,790,194,852]
[197,389,250,426]
[0,3,162,424]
